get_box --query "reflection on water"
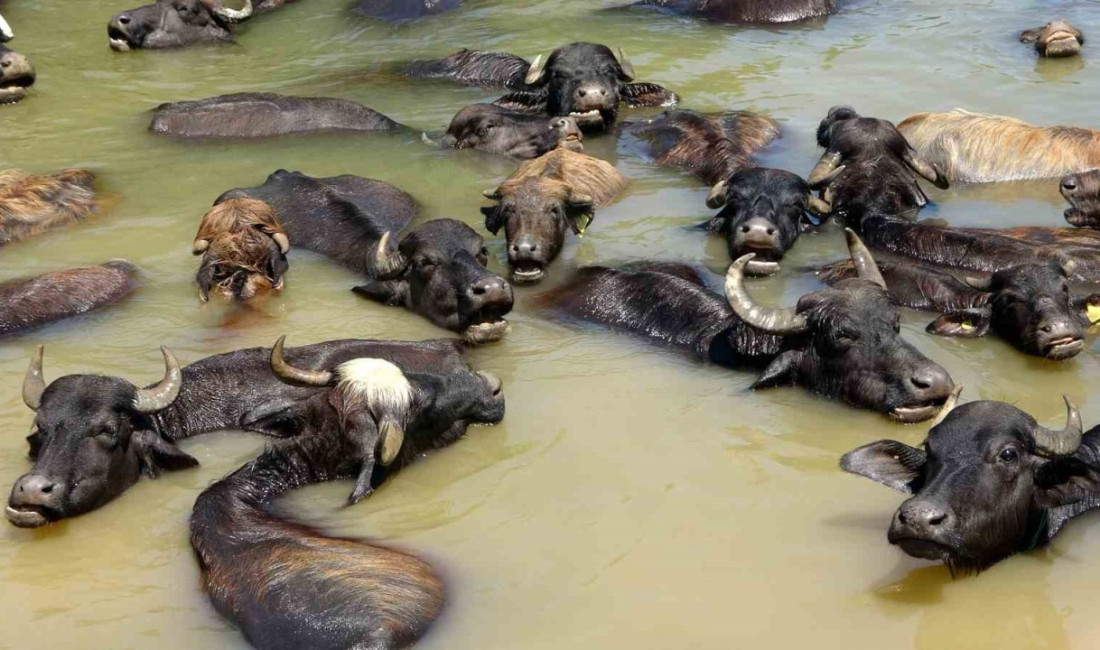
[2,0,1100,648]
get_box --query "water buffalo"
[1062,169,1100,228]
[440,104,584,159]
[355,0,463,22]
[0,168,96,246]
[1021,20,1084,58]
[702,168,830,275]
[107,0,286,51]
[820,256,1095,360]
[481,148,628,283]
[150,93,405,139]
[0,42,33,104]
[403,48,530,90]
[621,109,780,186]
[810,106,948,229]
[190,341,504,650]
[540,230,955,422]
[897,109,1100,183]
[1,261,139,338]
[634,0,837,24]
[192,197,290,301]
[216,170,514,344]
[5,338,476,528]
[842,394,1100,575]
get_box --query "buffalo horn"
[616,47,636,81]
[902,150,947,188]
[369,231,408,279]
[725,254,810,335]
[930,385,963,428]
[844,229,887,289]
[1031,395,1084,458]
[213,0,253,22]
[272,232,290,254]
[192,239,210,255]
[270,335,333,386]
[706,180,728,209]
[483,188,503,201]
[808,151,844,188]
[0,12,13,42]
[22,345,45,412]
[378,420,405,466]
[525,54,546,86]
[133,347,183,414]
[807,195,832,216]
[964,276,993,291]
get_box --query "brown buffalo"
[0,261,139,337]
[898,109,1100,183]
[1021,20,1084,58]
[481,148,627,283]
[0,169,97,247]
[192,197,290,301]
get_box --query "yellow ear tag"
[960,321,974,332]
[573,213,593,237]
[1087,303,1100,324]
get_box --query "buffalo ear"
[1035,457,1100,509]
[240,399,309,437]
[751,350,801,390]
[926,310,991,338]
[697,214,730,233]
[196,261,217,302]
[352,280,408,306]
[565,195,595,236]
[1075,294,1100,325]
[481,205,505,235]
[840,440,926,493]
[1020,27,1042,44]
[26,430,44,460]
[267,251,289,288]
[621,83,680,108]
[133,431,199,479]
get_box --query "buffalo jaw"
[889,401,950,425]
[464,319,511,345]
[5,504,49,529]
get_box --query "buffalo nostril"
[928,513,947,527]
[472,285,487,296]
[578,89,587,97]
[119,15,132,25]
[911,376,931,390]
[741,226,750,233]
[766,228,776,236]
[898,511,909,525]
[0,58,9,68]
[1041,325,1053,333]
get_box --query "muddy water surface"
[3,0,1100,648]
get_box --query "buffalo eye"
[95,428,119,450]
[998,448,1019,464]
[414,256,435,269]
[836,328,861,346]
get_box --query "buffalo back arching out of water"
[192,197,290,301]
[481,148,628,283]
[150,93,405,139]
[190,343,504,650]
[0,261,140,338]
[897,109,1100,183]
[217,170,514,344]
[440,104,584,159]
[0,168,97,247]
[1021,20,1084,58]
[355,0,463,22]
[634,0,837,24]
[403,48,530,90]
[810,106,948,229]
[1061,169,1100,228]
[702,168,830,276]
[106,0,285,51]
[540,230,955,422]
[820,256,1095,360]
[621,109,780,186]
[842,395,1100,575]
[5,338,473,528]
[0,41,34,105]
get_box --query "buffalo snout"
[1036,317,1084,359]
[6,473,60,528]
[890,498,956,560]
[468,275,513,309]
[733,218,782,276]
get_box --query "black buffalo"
[5,338,477,528]
[842,394,1100,574]
[440,104,584,159]
[810,106,949,230]
[702,168,830,275]
[540,230,955,422]
[820,256,1096,360]
[355,0,463,22]
[107,0,286,51]
[635,0,838,24]
[1062,169,1100,229]
[191,340,504,650]
[0,42,34,105]
[150,93,405,139]
[217,170,514,344]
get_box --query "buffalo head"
[440,104,583,159]
[108,0,253,51]
[1062,169,1100,229]
[1021,20,1084,58]
[0,43,34,105]
[192,197,290,301]
[6,347,193,528]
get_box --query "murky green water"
[3,0,1100,648]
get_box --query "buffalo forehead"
[930,402,1036,452]
[549,43,618,71]
[406,219,483,255]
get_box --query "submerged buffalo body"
[540,231,955,421]
[6,338,474,527]
[1061,169,1100,228]
[482,148,628,283]
[108,0,285,51]
[441,104,584,159]
[621,109,780,186]
[0,42,34,104]
[217,170,514,343]
[191,344,504,650]
[898,109,1100,183]
[192,197,290,301]
[1021,20,1084,58]
[635,0,837,24]
[843,397,1100,574]
[403,48,530,90]
[702,168,829,275]
[0,168,97,247]
[355,0,463,22]
[0,262,139,338]
[150,93,405,139]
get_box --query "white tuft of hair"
[336,358,415,423]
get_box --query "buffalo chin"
[5,505,52,529]
[889,398,948,424]
[463,318,510,345]
[1043,337,1084,360]
[511,264,545,285]
[890,537,956,562]
[1044,35,1081,58]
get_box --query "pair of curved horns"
[23,346,183,414]
[927,388,1082,459]
[212,0,253,23]
[724,229,885,335]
